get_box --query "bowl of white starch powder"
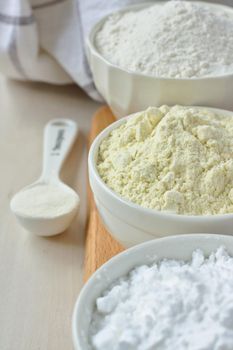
[87,1,233,117]
[72,234,233,350]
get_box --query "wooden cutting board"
[84,106,124,282]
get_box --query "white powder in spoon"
[95,1,233,78]
[11,184,79,218]
[90,247,233,350]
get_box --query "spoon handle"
[41,119,78,181]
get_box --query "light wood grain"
[84,106,124,282]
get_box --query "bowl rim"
[88,106,233,221]
[72,233,233,350]
[87,1,233,82]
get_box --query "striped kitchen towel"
[0,0,232,101]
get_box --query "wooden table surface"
[0,77,100,350]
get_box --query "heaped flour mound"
[95,1,233,78]
[97,106,233,215]
[89,247,233,350]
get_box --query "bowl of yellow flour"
[89,106,233,247]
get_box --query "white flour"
[89,247,233,350]
[11,184,78,218]
[96,1,233,78]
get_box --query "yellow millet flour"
[97,106,233,215]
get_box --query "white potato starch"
[90,247,233,350]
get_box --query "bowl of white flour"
[89,105,233,247]
[87,1,233,117]
[72,234,233,350]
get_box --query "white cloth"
[0,0,232,101]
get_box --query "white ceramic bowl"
[88,106,233,248]
[72,233,233,350]
[87,1,233,118]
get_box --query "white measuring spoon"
[10,119,80,236]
